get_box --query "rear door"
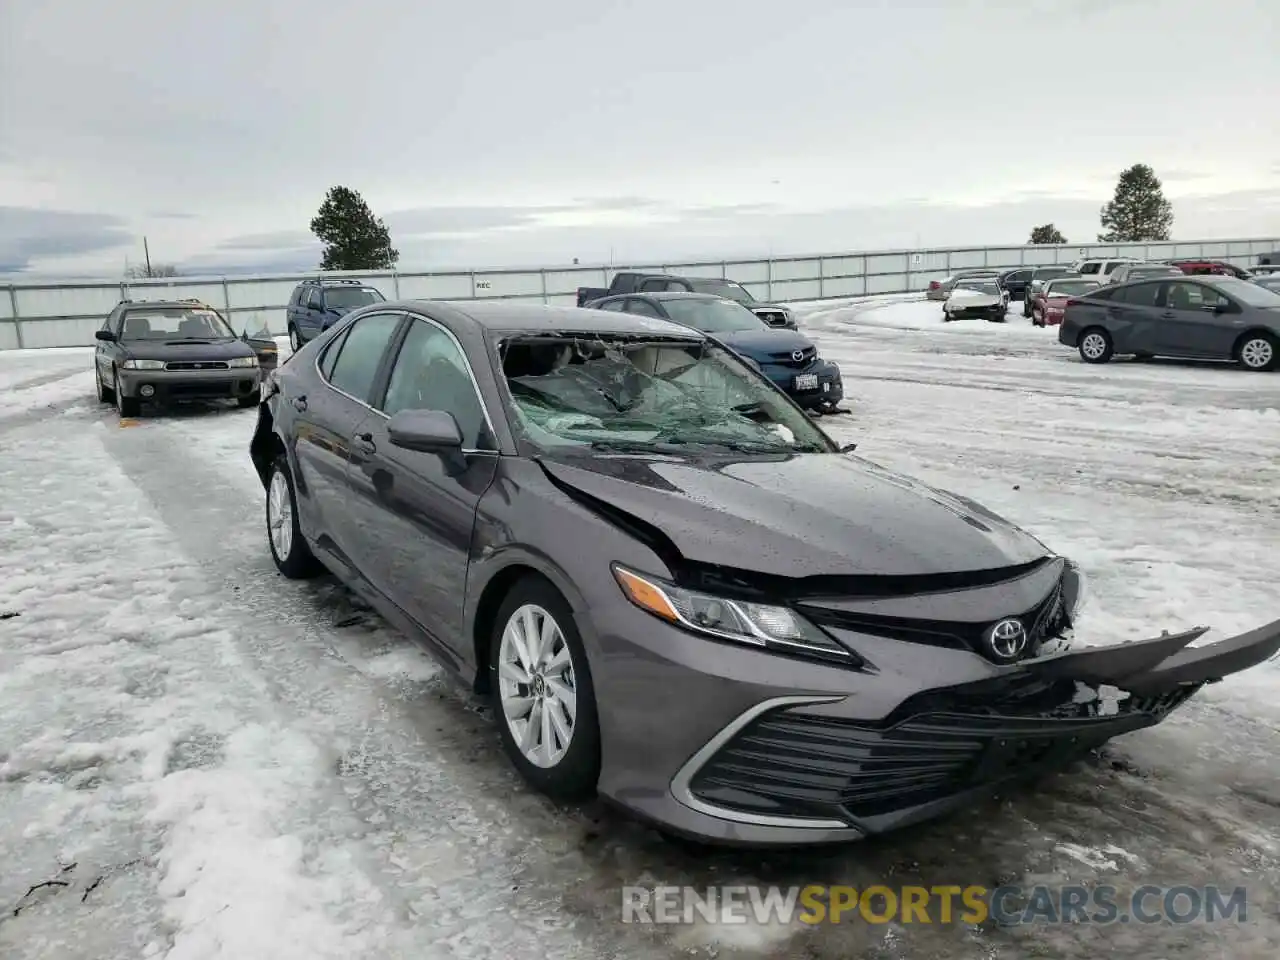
[342,312,499,657]
[292,310,405,564]
[1102,281,1165,353]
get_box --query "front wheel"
[288,326,302,353]
[96,367,115,404]
[265,454,324,578]
[1237,332,1277,372]
[114,371,140,417]
[489,576,601,802]
[1078,328,1114,364]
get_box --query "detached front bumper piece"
[667,616,1280,844]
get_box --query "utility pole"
[143,236,152,277]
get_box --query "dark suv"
[286,279,386,351]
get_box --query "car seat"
[123,316,151,338]
[1167,285,1194,310]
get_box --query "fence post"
[540,269,548,305]
[221,276,233,327]
[818,256,825,300]
[393,271,401,299]
[7,286,23,350]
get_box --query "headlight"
[228,356,259,368]
[1063,560,1089,621]
[612,565,857,664]
[121,358,165,370]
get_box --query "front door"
[1154,281,1241,358]
[342,313,499,658]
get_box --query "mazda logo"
[791,350,805,362]
[985,617,1028,661]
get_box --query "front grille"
[768,346,817,368]
[688,685,1198,823]
[802,572,1070,662]
[164,360,229,371]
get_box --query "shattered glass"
[502,337,833,455]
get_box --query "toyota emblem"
[791,349,805,362]
[985,618,1028,661]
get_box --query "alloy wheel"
[267,468,294,559]
[497,603,577,769]
[1240,337,1274,370]
[1081,333,1107,360]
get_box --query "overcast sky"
[1,0,1277,278]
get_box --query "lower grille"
[688,685,1197,823]
[165,379,241,397]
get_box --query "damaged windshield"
[500,335,835,455]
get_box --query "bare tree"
[125,263,180,279]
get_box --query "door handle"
[354,431,376,454]
[292,395,307,412]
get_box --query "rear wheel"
[1078,328,1113,364]
[1236,332,1277,371]
[288,326,302,353]
[489,576,601,802]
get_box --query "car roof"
[627,291,731,301]
[394,299,705,339]
[121,299,220,311]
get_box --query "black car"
[286,279,387,351]
[1058,275,1280,370]
[997,267,1036,301]
[248,299,1280,846]
[585,291,844,412]
[93,299,265,416]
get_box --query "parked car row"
[1056,274,1280,371]
[247,296,1280,846]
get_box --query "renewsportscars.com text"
[621,884,1248,926]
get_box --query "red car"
[1165,259,1252,280]
[1032,277,1102,326]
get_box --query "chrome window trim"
[311,308,500,456]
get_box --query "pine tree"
[1029,224,1066,244]
[309,186,400,271]
[1097,165,1173,242]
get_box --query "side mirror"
[387,409,463,453]
[95,330,116,342]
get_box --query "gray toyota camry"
[249,300,1280,846]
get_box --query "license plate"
[794,374,818,390]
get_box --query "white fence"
[3,236,1277,350]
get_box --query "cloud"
[1156,169,1208,183]
[149,211,198,220]
[0,206,132,273]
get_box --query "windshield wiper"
[585,438,691,455]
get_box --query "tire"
[288,326,302,353]
[1032,307,1044,327]
[1078,327,1114,364]
[1236,331,1278,372]
[488,575,601,802]
[265,453,324,578]
[96,366,115,404]
[114,370,140,417]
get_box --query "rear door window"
[324,311,403,403]
[1078,262,1100,275]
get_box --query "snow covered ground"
[1,300,1278,959]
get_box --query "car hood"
[746,301,791,313]
[122,339,257,361]
[713,327,814,357]
[539,452,1050,577]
